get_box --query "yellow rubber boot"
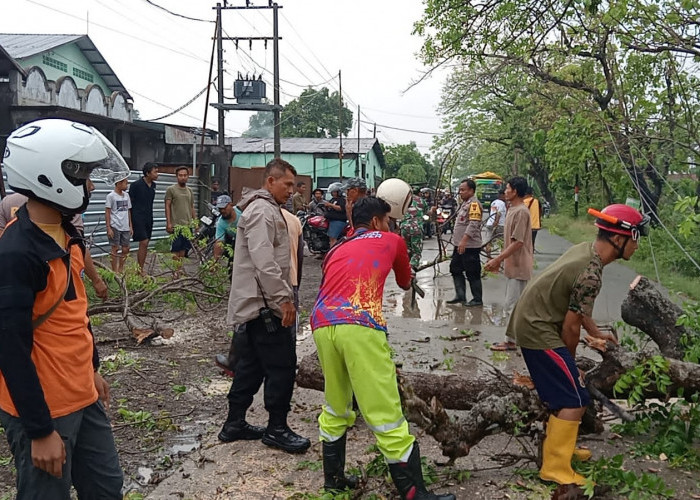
[539,415,587,485]
[573,447,592,461]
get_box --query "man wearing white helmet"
[0,119,127,499]
[324,181,347,246]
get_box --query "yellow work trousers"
[313,324,414,462]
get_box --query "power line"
[141,0,214,23]
[90,0,203,61]
[144,81,214,121]
[130,89,243,135]
[359,119,442,135]
[26,0,211,64]
[602,122,700,275]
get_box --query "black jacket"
[0,205,97,438]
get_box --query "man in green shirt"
[165,166,196,260]
[507,204,649,486]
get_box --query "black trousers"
[226,316,296,418]
[449,247,481,282]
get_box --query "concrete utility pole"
[272,2,281,158]
[356,104,360,177]
[210,2,283,157]
[216,3,225,147]
[338,69,343,181]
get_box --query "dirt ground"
[1,233,699,499]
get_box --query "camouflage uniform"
[400,196,424,269]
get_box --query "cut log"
[620,276,690,359]
[294,278,700,462]
[297,352,509,411]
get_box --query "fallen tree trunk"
[296,277,700,462]
[621,275,690,359]
[297,352,509,411]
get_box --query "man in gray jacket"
[218,158,311,454]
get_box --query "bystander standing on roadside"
[524,186,542,252]
[105,176,132,273]
[0,118,126,499]
[292,181,307,214]
[129,162,158,274]
[165,166,196,262]
[484,176,532,351]
[342,177,367,225]
[218,158,310,454]
[210,178,223,205]
[484,188,506,259]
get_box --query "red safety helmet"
[591,204,650,240]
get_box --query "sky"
[2,0,447,154]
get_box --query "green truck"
[472,171,504,209]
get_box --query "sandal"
[490,341,517,351]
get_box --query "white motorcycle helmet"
[3,118,130,215]
[376,178,412,219]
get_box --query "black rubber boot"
[446,275,466,304]
[218,411,265,442]
[262,414,311,454]
[466,279,483,307]
[388,443,456,500]
[322,433,358,492]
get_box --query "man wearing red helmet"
[506,204,648,487]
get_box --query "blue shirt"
[215,207,242,241]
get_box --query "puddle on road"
[170,430,201,455]
[384,279,508,325]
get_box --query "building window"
[42,55,67,72]
[72,68,94,83]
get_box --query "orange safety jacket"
[0,205,98,439]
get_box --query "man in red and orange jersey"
[311,196,455,500]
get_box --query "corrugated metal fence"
[2,170,199,257]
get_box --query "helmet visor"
[634,214,651,238]
[88,128,130,184]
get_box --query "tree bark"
[620,275,689,359]
[297,352,508,411]
[295,278,700,461]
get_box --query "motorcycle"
[298,210,330,254]
[191,203,220,261]
[436,206,453,234]
[542,200,551,218]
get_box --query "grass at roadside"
[543,214,700,302]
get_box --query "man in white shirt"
[484,189,506,259]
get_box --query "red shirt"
[311,230,412,332]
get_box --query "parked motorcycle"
[298,211,330,254]
[542,200,551,218]
[191,203,220,261]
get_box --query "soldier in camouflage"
[400,195,424,269]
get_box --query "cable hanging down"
[144,80,216,122]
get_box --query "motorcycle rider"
[419,188,434,239]
[324,182,347,247]
[309,188,327,216]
